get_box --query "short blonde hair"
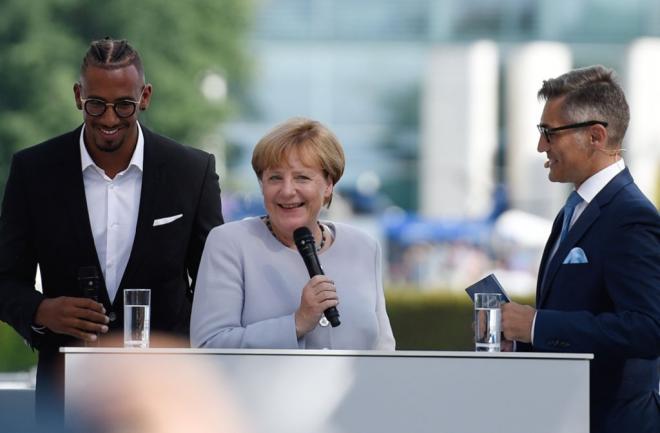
[251,117,345,206]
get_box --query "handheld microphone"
[293,226,340,327]
[78,266,101,345]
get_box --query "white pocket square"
[153,214,183,227]
[563,247,588,264]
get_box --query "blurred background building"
[2,0,658,297]
[218,0,660,293]
[1,0,660,385]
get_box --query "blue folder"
[465,273,510,303]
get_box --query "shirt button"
[108,312,116,322]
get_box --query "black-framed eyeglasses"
[537,120,608,143]
[80,93,143,118]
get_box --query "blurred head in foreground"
[68,334,248,433]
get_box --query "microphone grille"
[293,226,314,248]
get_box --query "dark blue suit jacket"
[531,168,660,433]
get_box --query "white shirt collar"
[575,158,625,203]
[79,122,145,175]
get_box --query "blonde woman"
[191,118,395,350]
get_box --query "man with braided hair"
[0,38,224,418]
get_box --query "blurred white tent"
[489,209,554,297]
[493,209,553,248]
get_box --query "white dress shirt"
[531,158,625,344]
[571,158,626,224]
[80,124,144,303]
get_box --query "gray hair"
[538,65,629,147]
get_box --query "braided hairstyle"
[80,37,145,80]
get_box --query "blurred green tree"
[0,0,252,370]
[0,0,253,195]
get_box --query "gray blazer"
[191,217,395,350]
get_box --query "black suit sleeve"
[185,153,223,300]
[0,153,45,345]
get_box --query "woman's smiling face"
[260,149,333,242]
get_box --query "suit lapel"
[537,168,633,307]
[536,211,563,305]
[60,127,111,306]
[538,203,600,306]
[116,128,164,304]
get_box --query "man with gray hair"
[502,65,659,433]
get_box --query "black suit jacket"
[0,125,223,409]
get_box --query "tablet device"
[465,273,510,303]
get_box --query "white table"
[62,348,592,433]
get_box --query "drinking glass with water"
[474,293,502,352]
[123,288,151,348]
